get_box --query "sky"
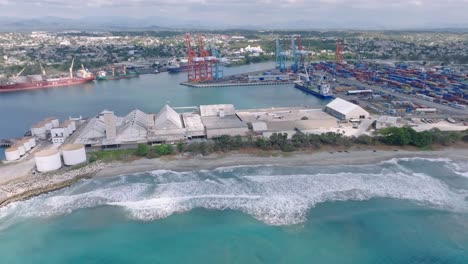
[0,0,467,29]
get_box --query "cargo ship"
[294,68,334,99]
[294,81,334,99]
[95,66,139,81]
[0,59,94,93]
[167,58,188,73]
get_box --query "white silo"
[31,122,46,139]
[62,144,87,166]
[20,139,31,152]
[69,120,76,131]
[51,118,59,128]
[26,137,36,148]
[5,146,20,161]
[15,144,25,156]
[34,148,62,172]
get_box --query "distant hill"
[0,16,467,32]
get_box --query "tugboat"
[95,65,139,81]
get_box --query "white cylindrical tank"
[20,139,31,152]
[34,148,62,172]
[26,137,36,148]
[44,121,53,131]
[69,120,76,131]
[31,122,46,139]
[15,144,25,156]
[62,144,87,166]
[51,118,59,128]
[5,146,20,161]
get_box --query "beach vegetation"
[136,144,149,156]
[153,144,173,156]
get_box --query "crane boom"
[40,63,46,76]
[14,68,25,79]
[69,57,75,78]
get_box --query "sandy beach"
[95,148,468,178]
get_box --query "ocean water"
[1,157,467,263]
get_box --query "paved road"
[337,77,468,116]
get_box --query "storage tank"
[44,117,59,128]
[44,120,53,131]
[62,144,87,166]
[5,146,20,161]
[34,148,62,172]
[19,139,31,152]
[26,137,36,148]
[15,144,26,156]
[31,122,46,139]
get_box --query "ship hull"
[167,65,188,73]
[95,72,139,81]
[0,76,95,93]
[295,83,334,99]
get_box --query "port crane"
[69,57,75,79]
[40,63,46,76]
[275,37,287,71]
[13,68,25,80]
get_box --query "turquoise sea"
[1,62,468,263]
[0,158,468,263]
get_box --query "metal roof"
[326,98,362,115]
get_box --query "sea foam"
[1,157,467,226]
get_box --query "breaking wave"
[1,157,468,226]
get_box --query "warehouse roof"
[154,105,183,129]
[326,98,364,115]
[200,104,235,117]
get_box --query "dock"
[180,81,294,88]
[0,140,13,147]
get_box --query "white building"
[200,104,248,139]
[375,116,400,130]
[324,98,370,120]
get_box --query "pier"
[180,81,294,88]
[0,140,13,147]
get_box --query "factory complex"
[73,100,372,147]
[3,97,468,175]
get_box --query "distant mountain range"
[0,16,467,32]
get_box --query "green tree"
[135,144,149,156]
[153,144,173,156]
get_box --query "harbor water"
[0,158,467,263]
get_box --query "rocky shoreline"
[0,162,107,207]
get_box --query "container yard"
[303,61,468,117]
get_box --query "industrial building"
[76,105,206,145]
[375,116,400,130]
[237,107,338,137]
[200,104,249,139]
[324,98,370,120]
